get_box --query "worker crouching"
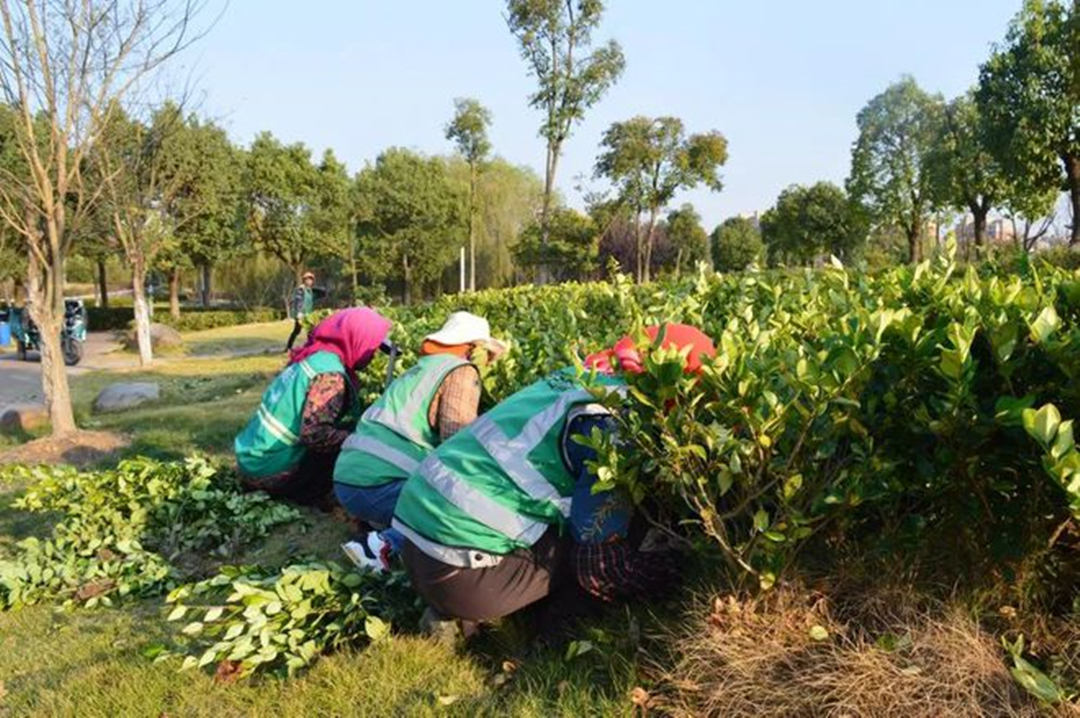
[391,323,716,631]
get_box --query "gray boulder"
[93,382,160,413]
[123,323,183,352]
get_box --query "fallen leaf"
[75,579,116,601]
[630,686,650,706]
[214,660,242,684]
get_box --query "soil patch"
[0,430,130,467]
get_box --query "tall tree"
[977,0,1080,245]
[594,116,727,282]
[445,98,492,292]
[0,1,204,432]
[93,103,218,365]
[926,94,1006,251]
[761,182,867,265]
[354,148,463,303]
[244,133,334,286]
[506,0,625,280]
[711,216,763,272]
[847,77,943,263]
[665,203,708,277]
[169,118,244,309]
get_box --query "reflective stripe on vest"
[361,354,464,445]
[391,519,504,569]
[395,371,625,564]
[417,455,550,545]
[468,388,596,518]
[341,434,419,476]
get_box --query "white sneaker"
[341,532,390,574]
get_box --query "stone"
[123,323,183,351]
[0,405,50,434]
[93,382,161,413]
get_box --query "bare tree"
[0,0,208,433]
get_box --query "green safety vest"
[392,368,623,568]
[333,354,470,488]
[234,351,349,478]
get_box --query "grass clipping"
[658,586,1067,718]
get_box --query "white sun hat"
[424,311,508,354]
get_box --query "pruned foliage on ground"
[0,456,300,609]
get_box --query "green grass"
[181,320,293,357]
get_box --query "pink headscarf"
[289,307,392,383]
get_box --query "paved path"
[0,333,124,412]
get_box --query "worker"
[391,323,716,631]
[334,311,507,570]
[285,271,318,351]
[235,307,393,506]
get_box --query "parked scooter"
[11,299,88,366]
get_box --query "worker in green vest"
[334,311,507,570]
[285,271,318,351]
[392,323,716,632]
[235,307,393,506]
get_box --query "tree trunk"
[131,258,154,367]
[537,142,562,285]
[642,207,660,284]
[96,259,108,309]
[27,231,76,434]
[200,263,211,308]
[1066,154,1080,246]
[468,163,477,292]
[168,266,181,319]
[402,255,412,305]
[632,213,644,283]
[971,205,988,253]
[675,248,684,279]
[349,235,358,300]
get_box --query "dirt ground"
[0,430,130,467]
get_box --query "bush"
[86,307,284,333]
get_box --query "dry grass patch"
[658,585,1070,717]
[0,429,129,468]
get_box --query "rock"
[93,382,160,413]
[0,405,50,434]
[123,323,183,351]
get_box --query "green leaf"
[182,621,204,636]
[167,605,188,622]
[364,615,389,642]
[752,509,769,532]
[1023,404,1061,446]
[1028,305,1061,344]
[1010,655,1064,704]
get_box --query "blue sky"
[185,0,1022,229]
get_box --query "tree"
[761,182,867,265]
[446,156,544,289]
[847,77,943,264]
[513,207,598,282]
[245,133,344,288]
[169,117,244,309]
[445,98,492,292]
[665,203,708,276]
[926,94,1006,251]
[354,148,464,303]
[595,116,727,282]
[0,1,204,433]
[977,0,1079,245]
[93,103,218,365]
[506,0,625,280]
[712,216,763,272]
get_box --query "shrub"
[85,307,284,333]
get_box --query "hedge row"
[86,307,284,332]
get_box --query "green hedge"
[86,307,284,332]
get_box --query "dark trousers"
[402,527,572,622]
[285,319,303,350]
[239,449,337,507]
